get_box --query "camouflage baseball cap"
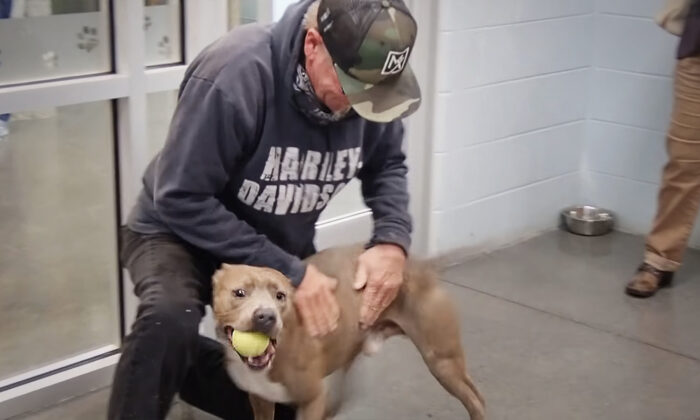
[318,0,421,123]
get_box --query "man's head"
[303,3,352,117]
[302,0,421,123]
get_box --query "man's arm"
[357,120,412,253]
[354,120,411,328]
[153,74,307,285]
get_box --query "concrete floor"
[11,230,700,419]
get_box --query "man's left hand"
[353,244,406,329]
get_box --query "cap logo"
[381,47,410,75]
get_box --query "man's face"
[303,28,352,117]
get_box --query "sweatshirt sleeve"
[357,120,413,254]
[153,74,307,286]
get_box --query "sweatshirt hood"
[270,0,315,98]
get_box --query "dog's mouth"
[224,326,277,371]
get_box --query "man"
[108,0,421,418]
[626,0,700,298]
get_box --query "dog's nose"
[252,308,277,334]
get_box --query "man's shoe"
[625,263,674,298]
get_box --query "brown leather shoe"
[625,263,674,298]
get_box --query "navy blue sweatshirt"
[127,0,412,286]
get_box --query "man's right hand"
[293,264,340,337]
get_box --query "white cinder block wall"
[428,0,594,254]
[584,0,700,247]
[428,0,700,255]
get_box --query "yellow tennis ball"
[231,330,270,357]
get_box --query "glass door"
[0,0,120,387]
[0,0,197,416]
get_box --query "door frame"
[0,0,236,417]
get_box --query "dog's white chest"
[227,362,293,404]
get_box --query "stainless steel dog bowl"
[561,205,614,236]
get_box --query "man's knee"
[133,297,203,347]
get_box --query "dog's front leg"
[296,389,327,420]
[249,394,275,420]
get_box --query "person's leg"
[627,57,700,297]
[108,228,218,419]
[0,0,12,19]
[0,114,9,137]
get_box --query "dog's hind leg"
[395,287,485,420]
[422,351,485,420]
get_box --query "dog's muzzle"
[224,326,277,370]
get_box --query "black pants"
[108,227,296,420]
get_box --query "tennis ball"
[231,330,270,357]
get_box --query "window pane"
[146,89,177,157]
[0,0,111,86]
[0,101,120,381]
[273,0,294,21]
[228,0,259,29]
[144,0,182,66]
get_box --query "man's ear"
[304,28,324,60]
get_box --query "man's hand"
[293,264,340,337]
[354,244,406,329]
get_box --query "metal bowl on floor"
[561,205,614,236]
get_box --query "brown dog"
[212,245,485,420]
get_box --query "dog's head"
[212,264,295,371]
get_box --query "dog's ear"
[213,263,237,286]
[212,267,224,287]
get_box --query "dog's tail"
[417,242,492,272]
[419,245,488,274]
[422,232,543,272]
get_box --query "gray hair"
[303,0,320,30]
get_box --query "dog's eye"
[276,291,286,301]
[233,289,246,298]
